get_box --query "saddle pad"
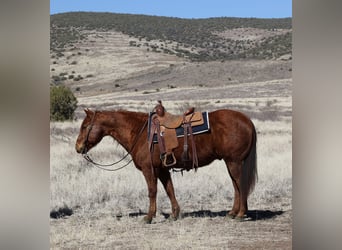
[148,111,210,143]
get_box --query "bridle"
[82,110,148,171]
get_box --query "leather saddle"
[149,101,203,168]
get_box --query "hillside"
[51,12,291,61]
[50,12,292,95]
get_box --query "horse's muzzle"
[75,143,86,154]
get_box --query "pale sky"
[50,0,292,19]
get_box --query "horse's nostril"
[76,143,84,154]
[81,147,87,154]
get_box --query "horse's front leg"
[142,167,158,224]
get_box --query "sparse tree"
[50,85,78,121]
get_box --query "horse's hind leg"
[158,169,180,220]
[225,160,248,219]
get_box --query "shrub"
[50,85,78,121]
[73,75,83,81]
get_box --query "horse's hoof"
[167,216,178,222]
[142,216,152,224]
[234,215,251,222]
[226,213,236,220]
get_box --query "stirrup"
[161,153,177,167]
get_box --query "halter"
[83,110,97,152]
[82,110,148,171]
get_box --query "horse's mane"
[96,109,147,115]
[95,109,148,123]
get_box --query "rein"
[82,111,148,171]
[83,154,133,171]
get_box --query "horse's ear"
[84,108,92,116]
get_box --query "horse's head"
[75,109,105,154]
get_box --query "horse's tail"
[241,123,258,197]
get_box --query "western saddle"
[149,100,204,169]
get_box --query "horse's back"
[209,109,254,129]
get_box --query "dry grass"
[51,211,291,249]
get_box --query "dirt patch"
[214,28,291,41]
[50,207,291,249]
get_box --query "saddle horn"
[155,100,165,117]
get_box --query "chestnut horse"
[75,108,257,223]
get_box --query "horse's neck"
[104,111,146,151]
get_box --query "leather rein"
[82,111,148,171]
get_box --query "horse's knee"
[148,189,157,198]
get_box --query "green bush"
[50,85,78,121]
